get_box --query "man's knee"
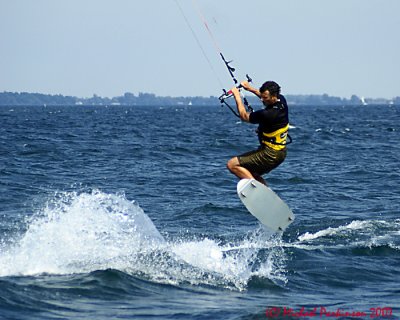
[227,157,239,172]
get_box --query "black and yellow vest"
[260,124,289,151]
[250,94,290,150]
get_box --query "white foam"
[295,219,400,253]
[298,220,377,242]
[171,238,253,283]
[167,234,288,290]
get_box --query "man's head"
[259,81,281,106]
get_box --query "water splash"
[0,190,164,277]
[0,190,288,291]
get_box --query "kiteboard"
[237,179,295,232]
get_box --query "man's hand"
[230,86,240,97]
[240,81,261,98]
[240,81,252,91]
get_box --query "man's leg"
[227,156,254,179]
[227,157,267,185]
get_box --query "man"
[227,80,289,185]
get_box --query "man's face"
[260,90,275,106]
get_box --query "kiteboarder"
[227,80,290,185]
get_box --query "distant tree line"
[0,91,398,106]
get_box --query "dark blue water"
[0,104,399,320]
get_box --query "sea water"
[0,104,399,319]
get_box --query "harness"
[261,124,292,151]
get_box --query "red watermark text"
[266,306,393,318]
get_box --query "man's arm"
[231,87,251,122]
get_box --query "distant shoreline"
[0,91,398,106]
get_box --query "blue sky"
[1,0,399,98]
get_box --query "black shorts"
[238,146,287,176]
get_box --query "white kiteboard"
[237,179,294,232]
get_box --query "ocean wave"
[2,190,397,292]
